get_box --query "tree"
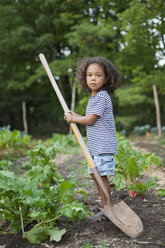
[114,0,165,131]
[0,0,89,133]
[0,0,164,134]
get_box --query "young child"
[64,57,120,220]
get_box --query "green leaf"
[48,227,66,242]
[158,189,165,198]
[25,196,46,208]
[75,190,88,201]
[129,179,157,197]
[59,201,87,221]
[9,218,21,234]
[128,157,139,182]
[57,181,75,203]
[23,226,49,244]
[113,174,126,191]
[29,210,40,219]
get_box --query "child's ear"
[105,76,110,83]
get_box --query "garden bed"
[0,141,165,248]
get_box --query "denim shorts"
[88,153,115,176]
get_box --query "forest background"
[0,0,165,137]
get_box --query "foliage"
[115,0,165,131]
[133,125,165,135]
[0,144,88,244]
[0,160,13,170]
[128,180,157,198]
[113,133,162,197]
[158,189,165,198]
[83,242,108,248]
[45,133,78,153]
[0,1,164,134]
[133,125,151,135]
[0,129,30,150]
[23,226,66,244]
[83,244,94,248]
[0,125,11,131]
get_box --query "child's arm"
[64,111,98,125]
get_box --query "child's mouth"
[90,83,96,87]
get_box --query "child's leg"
[91,174,111,207]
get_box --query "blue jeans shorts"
[88,153,115,176]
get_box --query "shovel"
[39,53,143,238]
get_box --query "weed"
[83,243,94,248]
[97,242,110,248]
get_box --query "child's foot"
[89,212,108,222]
[89,205,100,212]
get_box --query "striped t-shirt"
[86,90,118,156]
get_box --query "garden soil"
[0,141,165,248]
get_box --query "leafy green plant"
[0,160,13,170]
[133,125,165,135]
[158,189,165,198]
[45,133,79,153]
[0,144,88,244]
[82,243,94,248]
[22,161,32,170]
[98,242,109,248]
[0,130,31,160]
[128,180,157,198]
[112,172,126,191]
[113,133,162,197]
[133,125,150,135]
[0,129,30,149]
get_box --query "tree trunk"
[22,101,28,133]
[69,81,77,134]
[152,85,162,137]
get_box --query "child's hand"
[64,111,85,125]
[64,111,73,124]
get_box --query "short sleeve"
[88,96,106,117]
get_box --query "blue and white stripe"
[86,90,118,156]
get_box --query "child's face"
[86,63,106,95]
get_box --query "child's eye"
[96,74,101,77]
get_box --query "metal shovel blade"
[92,167,143,238]
[101,200,143,238]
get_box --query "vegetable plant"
[113,133,162,197]
[45,133,79,154]
[0,144,88,244]
[158,189,165,198]
[0,129,30,149]
[0,130,31,159]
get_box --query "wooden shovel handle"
[39,54,95,168]
[39,53,111,203]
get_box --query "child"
[64,57,120,221]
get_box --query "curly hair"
[75,57,121,94]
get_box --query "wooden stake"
[22,101,28,133]
[19,205,24,235]
[152,85,162,137]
